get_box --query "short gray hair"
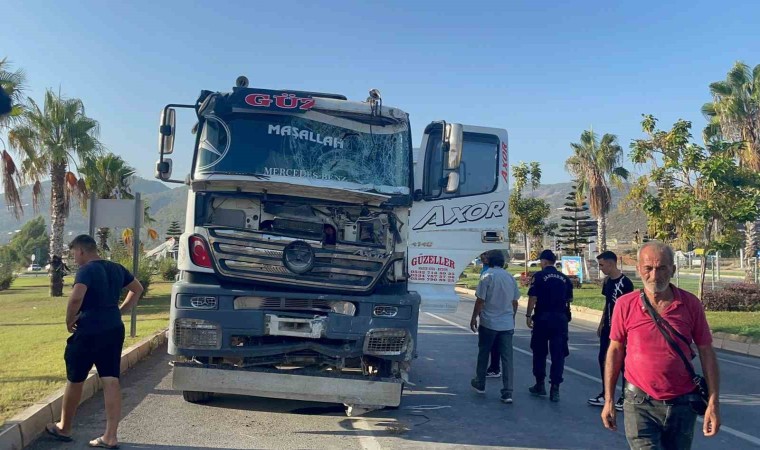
[637,241,675,265]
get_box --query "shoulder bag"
[639,290,709,415]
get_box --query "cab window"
[423,131,499,198]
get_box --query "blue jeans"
[623,386,698,449]
[474,326,514,396]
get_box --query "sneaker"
[500,393,513,404]
[470,378,485,394]
[587,393,605,407]
[615,397,624,411]
[528,383,547,396]
[486,369,501,378]
[550,384,560,402]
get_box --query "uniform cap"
[539,249,557,263]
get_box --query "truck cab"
[155,77,508,414]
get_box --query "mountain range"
[1,178,647,247]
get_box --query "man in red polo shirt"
[600,241,721,449]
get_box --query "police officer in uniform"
[526,250,573,402]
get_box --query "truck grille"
[173,319,222,349]
[363,329,409,356]
[207,227,397,292]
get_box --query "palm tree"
[80,153,136,251]
[3,90,102,296]
[565,130,629,252]
[0,58,26,130]
[701,61,760,280]
[1,59,27,211]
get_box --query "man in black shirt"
[525,249,573,402]
[587,250,633,410]
[45,235,143,449]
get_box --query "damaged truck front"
[155,77,509,414]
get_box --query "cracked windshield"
[195,113,411,194]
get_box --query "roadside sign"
[560,256,584,284]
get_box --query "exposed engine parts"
[200,194,402,249]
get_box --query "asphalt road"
[30,294,760,449]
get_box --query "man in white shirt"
[470,250,521,404]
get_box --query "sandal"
[45,423,73,442]
[89,437,120,449]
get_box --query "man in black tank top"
[587,251,633,410]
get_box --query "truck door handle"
[482,230,504,243]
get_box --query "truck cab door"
[408,122,509,313]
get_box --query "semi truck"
[154,76,509,415]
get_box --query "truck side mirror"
[443,172,460,194]
[445,123,463,170]
[159,108,176,155]
[155,158,173,181]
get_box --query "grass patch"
[703,312,760,338]
[0,276,171,425]
[459,265,760,339]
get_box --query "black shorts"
[64,324,125,383]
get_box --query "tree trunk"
[744,221,757,282]
[698,255,708,301]
[524,234,529,275]
[598,212,607,253]
[49,162,67,297]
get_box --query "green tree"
[509,162,551,274]
[557,184,595,256]
[166,220,182,241]
[1,216,49,268]
[3,90,102,296]
[628,115,760,299]
[701,61,760,279]
[80,153,136,251]
[565,129,629,252]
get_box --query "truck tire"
[182,390,212,403]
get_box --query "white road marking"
[424,312,760,447]
[350,418,385,450]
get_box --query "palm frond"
[1,150,22,218]
[32,180,43,212]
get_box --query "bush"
[0,271,15,291]
[113,254,153,299]
[703,283,760,312]
[0,258,16,291]
[159,257,179,281]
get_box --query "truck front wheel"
[182,390,212,403]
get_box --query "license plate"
[265,314,325,339]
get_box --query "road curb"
[0,328,168,450]
[455,286,760,358]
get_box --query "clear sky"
[3,0,760,185]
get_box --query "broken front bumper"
[172,362,403,407]
[168,278,420,361]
